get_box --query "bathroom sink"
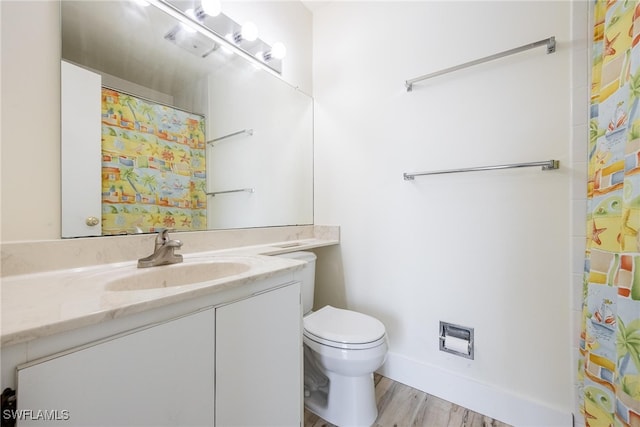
[105,260,252,291]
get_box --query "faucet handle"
[155,229,183,248]
[155,229,173,248]
[166,239,183,248]
[156,229,168,240]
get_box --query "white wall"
[1,1,61,241]
[0,1,312,243]
[312,1,578,425]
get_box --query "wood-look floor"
[304,374,512,427]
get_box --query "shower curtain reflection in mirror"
[100,88,207,235]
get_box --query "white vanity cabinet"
[12,280,302,427]
[216,282,302,427]
[16,308,216,427]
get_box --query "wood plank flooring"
[304,374,512,427]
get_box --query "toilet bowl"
[277,252,388,427]
[304,305,388,427]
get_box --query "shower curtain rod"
[403,159,559,180]
[405,36,556,91]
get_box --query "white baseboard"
[377,352,573,427]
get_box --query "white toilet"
[279,252,388,427]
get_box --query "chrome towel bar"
[207,129,253,145]
[405,36,556,91]
[403,159,559,180]
[206,188,255,196]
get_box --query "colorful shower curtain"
[100,88,207,235]
[581,1,640,425]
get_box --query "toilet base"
[304,370,378,427]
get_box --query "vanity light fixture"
[148,0,284,74]
[257,42,286,63]
[164,24,219,59]
[201,0,221,17]
[233,22,259,43]
[265,42,286,60]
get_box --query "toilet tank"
[277,251,316,315]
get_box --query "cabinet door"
[216,282,302,427]
[61,61,102,238]
[17,309,215,427]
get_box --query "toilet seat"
[304,306,386,350]
[304,331,387,350]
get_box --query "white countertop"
[1,238,337,347]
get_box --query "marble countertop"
[1,238,337,347]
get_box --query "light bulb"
[270,42,286,60]
[241,22,259,42]
[201,0,221,16]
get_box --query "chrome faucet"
[137,229,183,268]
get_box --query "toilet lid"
[303,305,386,344]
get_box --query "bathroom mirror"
[60,0,313,237]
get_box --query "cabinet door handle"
[86,216,100,227]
